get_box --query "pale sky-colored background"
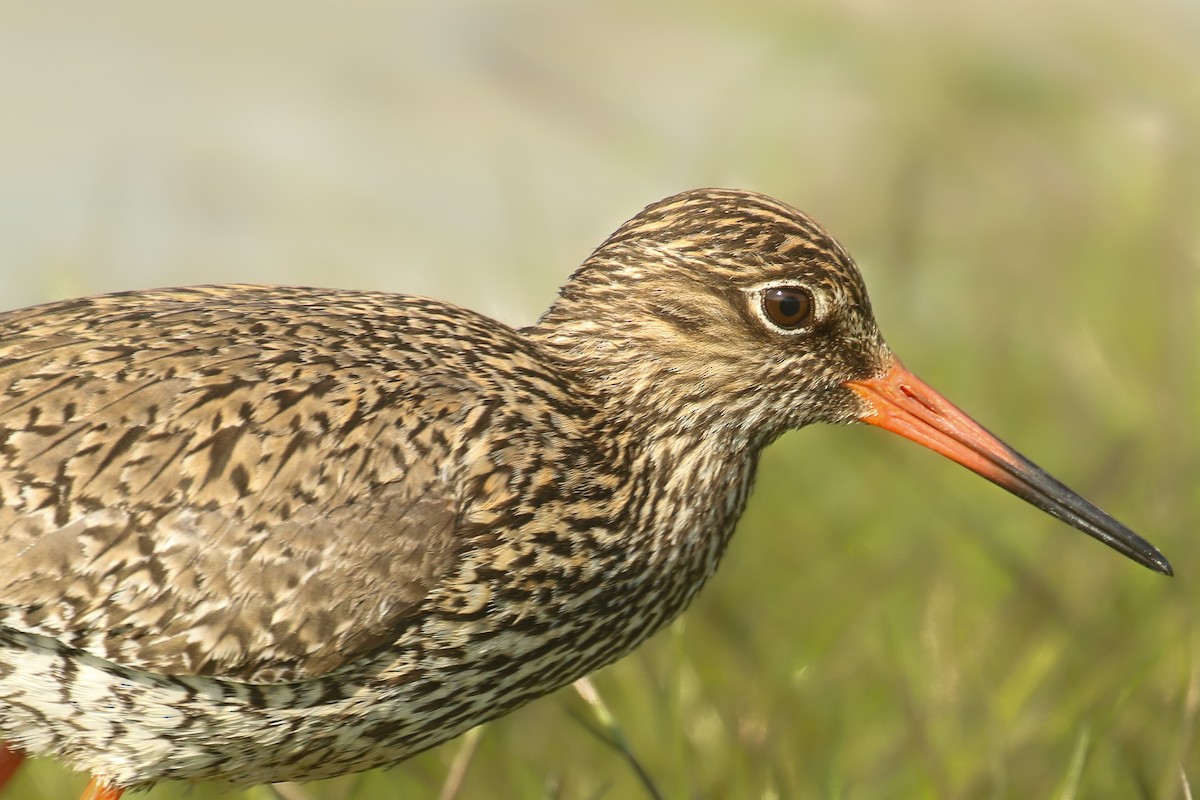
[4,0,1194,333]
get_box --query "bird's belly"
[0,587,682,788]
[0,506,740,787]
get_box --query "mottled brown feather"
[0,189,913,789]
[0,286,566,681]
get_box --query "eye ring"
[760,286,815,331]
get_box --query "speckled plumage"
[0,189,1168,795]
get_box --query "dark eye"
[761,286,814,330]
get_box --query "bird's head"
[531,188,1171,575]
[533,188,890,433]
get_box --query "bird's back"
[0,284,590,684]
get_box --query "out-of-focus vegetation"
[2,0,1197,797]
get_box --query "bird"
[0,188,1171,799]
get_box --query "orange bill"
[845,360,1172,575]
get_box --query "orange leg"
[0,744,25,792]
[80,776,124,800]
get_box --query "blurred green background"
[1,0,1198,797]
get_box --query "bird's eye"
[761,286,814,330]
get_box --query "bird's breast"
[423,435,761,691]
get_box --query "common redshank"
[0,189,1170,798]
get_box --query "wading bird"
[0,189,1171,799]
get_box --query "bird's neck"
[530,327,770,561]
[525,324,780,455]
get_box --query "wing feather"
[0,286,510,682]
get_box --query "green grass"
[4,0,1199,797]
